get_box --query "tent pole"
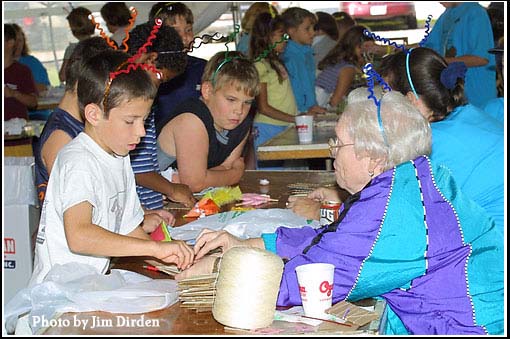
[231,2,241,50]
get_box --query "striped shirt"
[316,61,357,94]
[130,107,164,210]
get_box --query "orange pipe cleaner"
[88,14,117,49]
[120,7,138,52]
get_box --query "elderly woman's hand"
[193,229,244,260]
[287,196,321,220]
[307,187,342,203]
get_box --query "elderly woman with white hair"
[176,88,504,335]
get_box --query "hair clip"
[119,7,138,52]
[154,2,175,19]
[363,63,391,146]
[269,5,277,19]
[88,14,117,49]
[440,61,467,89]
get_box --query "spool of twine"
[212,246,284,330]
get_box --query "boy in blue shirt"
[422,2,496,108]
[281,7,326,115]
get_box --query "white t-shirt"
[31,132,144,285]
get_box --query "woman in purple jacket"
[176,88,503,335]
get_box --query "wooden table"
[4,135,33,156]
[43,170,351,335]
[35,96,60,111]
[256,119,337,162]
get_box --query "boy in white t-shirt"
[30,50,194,285]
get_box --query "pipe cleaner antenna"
[211,24,242,84]
[126,18,163,64]
[363,28,408,53]
[119,7,138,52]
[185,32,224,53]
[103,61,162,112]
[254,33,289,62]
[363,63,391,146]
[418,15,433,47]
[89,14,117,49]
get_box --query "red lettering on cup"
[319,281,333,297]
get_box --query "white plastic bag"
[4,157,38,206]
[3,263,178,334]
[169,208,321,242]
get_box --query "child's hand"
[141,212,169,233]
[149,209,176,225]
[168,183,196,208]
[307,105,328,115]
[175,255,219,280]
[156,240,194,270]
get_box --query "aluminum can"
[319,201,341,225]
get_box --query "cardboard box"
[3,205,40,304]
[3,156,40,305]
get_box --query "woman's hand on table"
[287,187,343,220]
[193,229,246,260]
[287,196,321,220]
[307,187,342,202]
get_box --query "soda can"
[319,201,341,225]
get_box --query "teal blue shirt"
[430,104,504,235]
[423,3,496,108]
[282,40,317,112]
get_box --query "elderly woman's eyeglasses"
[328,138,354,158]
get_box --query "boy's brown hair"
[77,50,158,119]
[67,7,95,38]
[149,2,194,26]
[281,7,316,30]
[100,2,132,27]
[202,51,259,97]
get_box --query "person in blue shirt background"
[422,2,497,108]
[281,7,326,115]
[379,47,504,238]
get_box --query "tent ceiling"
[3,2,235,34]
